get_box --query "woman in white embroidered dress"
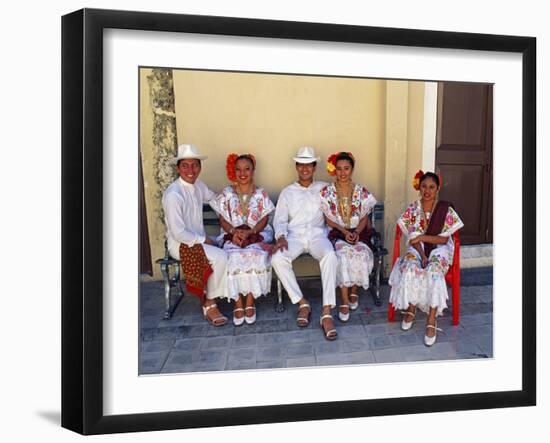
[389,171,464,346]
[210,154,275,326]
[320,152,377,323]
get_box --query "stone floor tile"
[139,350,170,374]
[179,324,208,338]
[460,313,493,327]
[225,360,257,371]
[368,334,393,350]
[256,360,286,369]
[336,325,367,340]
[200,336,233,351]
[140,339,175,353]
[286,356,316,368]
[340,338,370,353]
[472,333,493,357]
[286,330,311,344]
[257,345,286,362]
[373,345,428,364]
[258,332,289,346]
[173,337,203,352]
[140,277,493,374]
[140,315,161,329]
[363,324,388,336]
[198,350,228,364]
[313,341,342,355]
[286,342,314,358]
[186,361,226,372]
[342,351,376,365]
[227,347,256,364]
[205,324,235,337]
[316,354,345,366]
[232,334,259,348]
[391,332,422,347]
[163,350,197,367]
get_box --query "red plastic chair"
[387,225,461,325]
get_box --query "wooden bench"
[156,203,388,319]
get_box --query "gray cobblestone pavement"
[139,269,493,374]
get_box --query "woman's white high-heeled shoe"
[349,293,359,310]
[338,304,350,322]
[244,306,256,324]
[424,324,443,346]
[400,310,416,331]
[233,308,245,326]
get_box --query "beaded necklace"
[235,184,255,218]
[335,181,354,228]
[420,198,437,230]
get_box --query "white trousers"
[170,243,228,301]
[271,235,337,307]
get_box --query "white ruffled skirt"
[389,246,452,316]
[223,242,272,300]
[334,240,374,289]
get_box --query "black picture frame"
[61,8,536,435]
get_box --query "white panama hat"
[174,144,208,162]
[292,146,320,164]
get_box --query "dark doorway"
[436,82,493,245]
[139,156,153,275]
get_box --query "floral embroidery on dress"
[320,183,376,228]
[320,183,377,289]
[441,206,462,236]
[209,186,276,300]
[397,201,463,241]
[389,201,464,316]
[210,186,275,229]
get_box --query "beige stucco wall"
[406,82,427,204]
[382,81,428,269]
[140,68,431,279]
[172,70,386,200]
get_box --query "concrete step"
[461,266,492,287]
[460,243,492,269]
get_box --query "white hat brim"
[292,156,320,163]
[174,155,208,162]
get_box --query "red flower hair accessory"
[412,169,424,191]
[326,153,338,176]
[226,153,257,182]
[326,151,355,176]
[226,153,239,182]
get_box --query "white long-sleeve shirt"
[162,177,215,257]
[273,181,329,241]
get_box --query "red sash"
[178,243,213,303]
[423,201,451,257]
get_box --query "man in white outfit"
[271,147,339,340]
[162,144,228,326]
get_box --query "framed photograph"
[62,8,536,435]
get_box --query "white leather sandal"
[202,303,227,327]
[320,314,338,341]
[296,303,311,327]
[424,323,443,347]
